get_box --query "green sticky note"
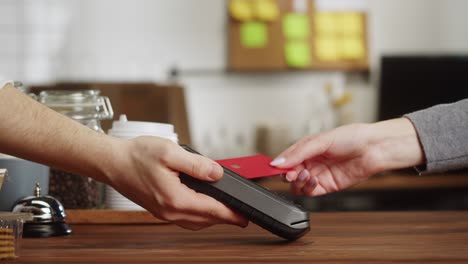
[240,22,267,48]
[283,13,309,39]
[285,41,311,67]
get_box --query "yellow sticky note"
[315,37,339,61]
[283,13,309,39]
[254,0,279,22]
[315,12,338,35]
[230,0,253,21]
[340,13,364,36]
[285,41,311,68]
[340,37,365,59]
[240,22,268,48]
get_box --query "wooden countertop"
[17,211,468,263]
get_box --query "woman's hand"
[105,136,248,230]
[270,118,424,197]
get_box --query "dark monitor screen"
[378,56,468,121]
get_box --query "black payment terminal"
[179,145,310,240]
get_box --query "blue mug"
[0,154,49,211]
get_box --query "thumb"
[167,146,224,182]
[271,134,331,168]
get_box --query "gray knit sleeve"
[404,99,468,173]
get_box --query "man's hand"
[106,137,248,230]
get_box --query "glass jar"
[0,212,33,260]
[38,90,113,209]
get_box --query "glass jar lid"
[38,90,113,121]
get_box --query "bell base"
[22,221,72,238]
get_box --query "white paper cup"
[105,115,178,211]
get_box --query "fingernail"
[270,157,286,166]
[285,173,294,182]
[306,176,317,186]
[298,170,308,182]
[209,164,223,181]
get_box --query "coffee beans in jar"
[48,169,99,209]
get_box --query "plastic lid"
[108,115,178,141]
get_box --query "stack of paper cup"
[106,114,178,211]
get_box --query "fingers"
[159,179,249,229]
[127,138,246,231]
[290,172,327,197]
[302,176,319,196]
[156,143,247,229]
[284,170,298,182]
[291,169,310,195]
[189,191,249,227]
[284,163,305,182]
[173,220,212,231]
[164,144,224,182]
[271,133,332,169]
[292,159,341,197]
[303,179,328,197]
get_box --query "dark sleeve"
[404,99,468,173]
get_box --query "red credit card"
[216,154,291,179]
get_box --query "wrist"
[94,135,132,186]
[367,118,425,173]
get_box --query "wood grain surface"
[66,210,166,224]
[16,212,468,263]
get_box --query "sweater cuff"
[404,99,468,173]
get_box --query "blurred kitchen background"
[1,0,468,211]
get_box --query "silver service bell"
[12,183,72,237]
